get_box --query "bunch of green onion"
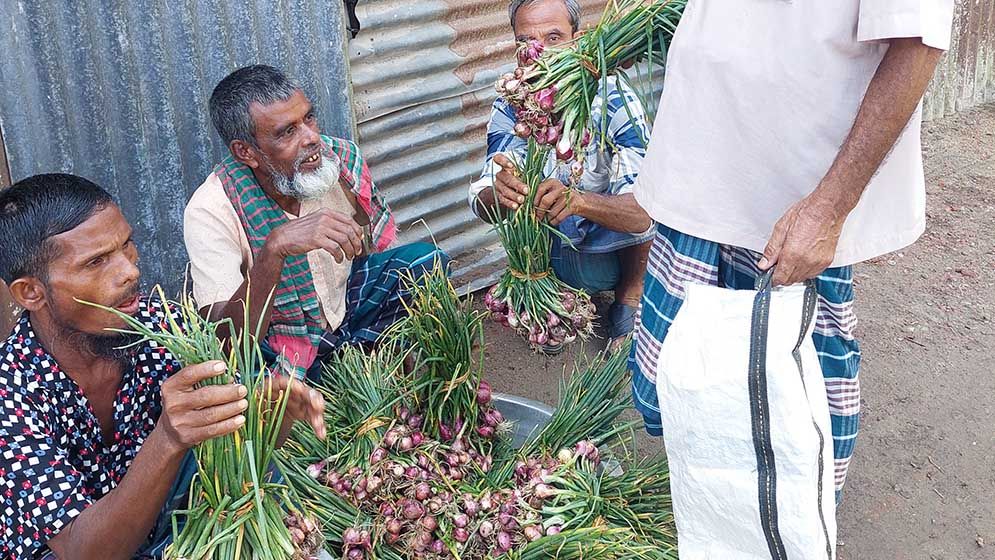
[489,341,634,486]
[285,344,410,471]
[277,321,676,558]
[537,457,677,558]
[484,138,597,353]
[500,0,686,157]
[488,0,685,352]
[388,258,490,444]
[86,288,320,560]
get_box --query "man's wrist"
[810,180,857,226]
[474,189,496,217]
[570,189,590,219]
[146,425,187,463]
[260,235,288,263]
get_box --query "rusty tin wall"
[924,0,995,120]
[0,0,354,294]
[348,0,616,288]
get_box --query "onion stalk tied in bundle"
[488,0,686,353]
[387,257,491,446]
[82,287,315,560]
[483,138,597,354]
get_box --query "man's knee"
[554,249,621,293]
[404,241,450,274]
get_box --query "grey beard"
[266,153,340,200]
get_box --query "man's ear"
[231,140,261,170]
[8,277,47,312]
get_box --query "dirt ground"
[477,104,995,560]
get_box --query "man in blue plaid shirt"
[470,0,654,346]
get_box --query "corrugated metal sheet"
[0,125,10,188]
[349,0,621,288]
[1,126,13,335]
[0,0,354,293]
[924,0,995,120]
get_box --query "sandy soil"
[477,103,995,560]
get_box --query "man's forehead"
[51,205,130,255]
[514,0,571,29]
[248,90,311,129]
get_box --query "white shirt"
[635,0,954,267]
[184,173,355,330]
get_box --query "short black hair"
[0,173,114,284]
[209,64,300,147]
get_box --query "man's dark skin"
[6,204,326,560]
[759,38,945,285]
[474,0,653,322]
[206,90,369,342]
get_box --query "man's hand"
[759,190,845,286]
[534,178,582,226]
[265,208,364,263]
[758,38,945,287]
[155,361,248,455]
[263,375,327,446]
[490,154,530,211]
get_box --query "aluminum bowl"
[491,393,554,448]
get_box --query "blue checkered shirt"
[470,76,654,253]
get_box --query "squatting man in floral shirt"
[0,174,326,559]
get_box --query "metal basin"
[492,392,623,476]
[492,393,554,448]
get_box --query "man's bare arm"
[546,190,651,233]
[760,38,945,285]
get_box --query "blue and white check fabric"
[631,224,862,500]
[470,76,654,254]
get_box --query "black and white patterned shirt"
[0,299,182,560]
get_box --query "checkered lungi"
[262,242,447,380]
[630,224,861,499]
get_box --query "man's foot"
[606,301,638,352]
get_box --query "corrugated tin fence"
[348,0,611,288]
[924,0,995,120]
[1,0,992,336]
[0,0,354,295]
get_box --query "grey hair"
[509,0,581,34]
[209,64,300,147]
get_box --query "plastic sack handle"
[749,266,833,560]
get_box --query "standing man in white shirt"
[630,0,955,502]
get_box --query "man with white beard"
[185,65,445,380]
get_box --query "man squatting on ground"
[185,65,447,380]
[470,0,655,347]
[0,175,326,559]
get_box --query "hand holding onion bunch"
[487,0,685,352]
[484,140,597,353]
[84,288,326,560]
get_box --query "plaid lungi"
[262,242,448,380]
[630,224,861,499]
